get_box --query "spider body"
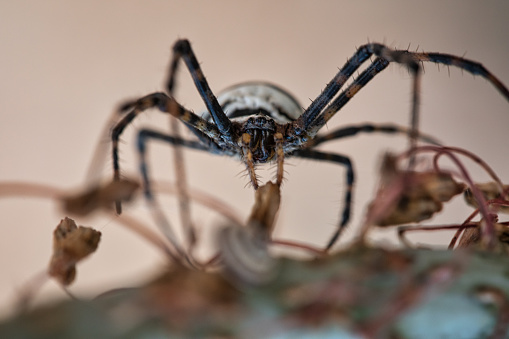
[200,82,306,165]
[211,82,302,124]
[112,39,509,250]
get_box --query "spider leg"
[291,149,354,251]
[309,123,441,148]
[304,57,392,135]
[295,47,387,131]
[164,44,195,250]
[136,129,209,201]
[303,43,509,141]
[274,132,285,186]
[111,93,221,213]
[240,135,259,190]
[412,52,509,99]
[168,117,195,248]
[169,39,233,137]
[306,55,421,170]
[136,128,211,262]
[112,39,234,214]
[165,41,223,244]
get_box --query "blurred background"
[1,0,508,319]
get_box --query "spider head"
[241,115,277,163]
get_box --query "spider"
[111,39,509,251]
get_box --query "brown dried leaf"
[464,182,509,214]
[370,154,465,226]
[61,178,139,216]
[48,217,101,285]
[377,195,443,226]
[458,222,509,254]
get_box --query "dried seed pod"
[377,195,443,226]
[419,172,467,203]
[62,178,139,216]
[48,217,101,286]
[369,154,465,227]
[464,182,509,214]
[457,220,509,254]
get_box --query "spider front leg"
[302,43,509,141]
[291,149,354,251]
[165,41,232,244]
[136,129,210,200]
[136,128,211,263]
[292,44,509,200]
[170,39,232,136]
[240,133,260,190]
[309,122,441,148]
[111,93,221,213]
[112,39,234,213]
[291,123,442,249]
[165,41,193,247]
[274,132,285,186]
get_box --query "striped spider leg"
[111,39,509,253]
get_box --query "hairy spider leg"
[168,116,195,247]
[164,41,232,149]
[111,93,221,213]
[293,122,440,250]
[165,40,202,249]
[309,123,441,147]
[305,44,509,139]
[298,46,509,231]
[298,45,509,200]
[274,132,285,185]
[171,40,232,136]
[306,58,390,136]
[112,39,229,213]
[240,133,259,189]
[165,41,262,247]
[113,39,265,214]
[413,52,509,99]
[294,46,385,132]
[137,129,208,200]
[291,149,353,250]
[135,120,439,251]
[137,128,209,263]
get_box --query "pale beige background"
[1,0,508,318]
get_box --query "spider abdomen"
[201,82,302,163]
[207,82,303,124]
